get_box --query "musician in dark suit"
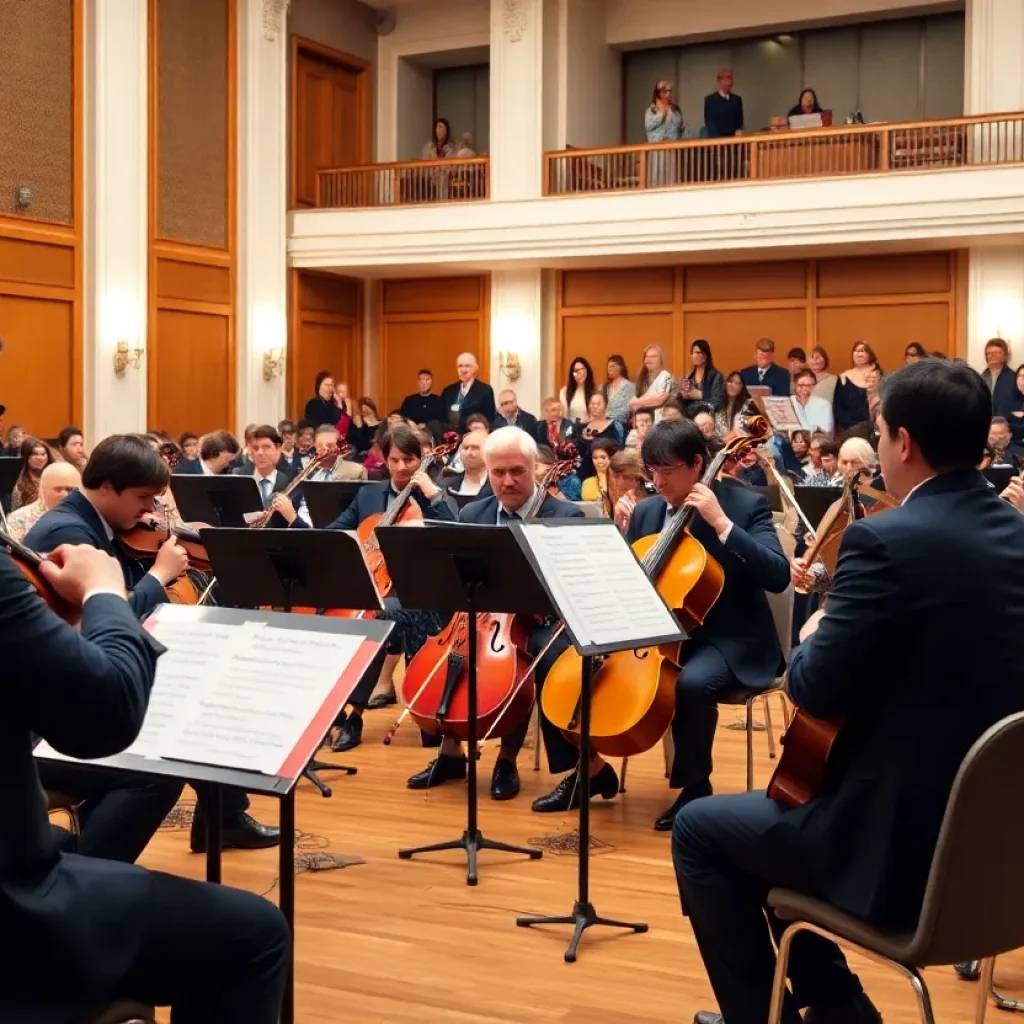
[439,352,497,432]
[283,424,456,749]
[173,430,240,476]
[623,420,789,831]
[673,360,1024,1024]
[25,435,280,856]
[0,538,288,1022]
[406,426,586,802]
[740,337,792,396]
[232,424,307,527]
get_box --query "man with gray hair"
[493,388,538,435]
[406,426,586,802]
[440,351,496,432]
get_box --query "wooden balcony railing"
[543,112,1024,196]
[316,156,489,209]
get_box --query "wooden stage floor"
[140,706,1023,1023]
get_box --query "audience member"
[3,424,25,455]
[175,431,240,476]
[440,352,496,432]
[536,443,582,501]
[982,338,1017,419]
[57,426,87,470]
[422,117,455,160]
[987,416,1024,466]
[679,339,725,415]
[740,337,790,396]
[534,396,577,448]
[1008,364,1024,445]
[692,409,717,441]
[791,369,834,435]
[661,399,686,423]
[833,341,879,433]
[716,372,750,437]
[630,344,674,422]
[12,437,53,510]
[399,369,446,426]
[493,389,538,434]
[308,424,367,481]
[447,428,491,498]
[178,432,199,465]
[304,371,346,430]
[6,461,80,541]
[645,80,684,184]
[704,68,744,138]
[348,397,382,455]
[809,345,838,403]
[787,88,822,118]
[904,342,928,363]
[626,408,655,449]
[580,391,624,475]
[560,357,597,424]
[608,448,651,532]
[580,439,619,505]
[604,354,636,424]
[803,438,841,485]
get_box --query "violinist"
[173,430,240,476]
[621,420,789,832]
[24,435,280,855]
[446,426,492,497]
[672,359,1024,1024]
[306,423,366,481]
[233,424,310,526]
[285,424,455,749]
[407,427,585,802]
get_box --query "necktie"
[500,509,521,525]
[259,477,272,509]
[758,368,766,382]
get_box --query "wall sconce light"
[113,340,144,377]
[263,347,285,381]
[497,350,521,382]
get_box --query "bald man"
[6,461,81,541]
[440,351,496,433]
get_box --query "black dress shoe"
[490,758,520,800]
[332,714,363,752]
[531,763,619,813]
[804,993,883,1024]
[366,691,397,709]
[407,754,468,789]
[694,1013,722,1024]
[654,782,713,832]
[190,813,281,853]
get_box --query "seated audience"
[692,409,717,441]
[493,389,538,434]
[3,424,24,455]
[175,431,240,476]
[447,428,491,497]
[307,424,367,481]
[802,438,841,486]
[293,420,315,468]
[580,439,619,507]
[534,396,577,448]
[348,397,382,455]
[678,340,725,415]
[400,369,446,426]
[608,448,651,533]
[604,355,636,424]
[716,373,751,437]
[580,390,625,465]
[791,369,834,435]
[178,431,200,466]
[630,344,674,422]
[787,87,823,118]
[661,399,686,422]
[833,341,878,433]
[6,461,80,541]
[56,426,87,470]
[987,416,1024,466]
[740,337,790,396]
[626,408,655,449]
[277,420,297,466]
[789,429,812,472]
[787,347,808,384]
[560,357,596,425]
[12,437,53,510]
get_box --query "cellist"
[612,419,790,833]
[277,424,455,751]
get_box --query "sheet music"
[516,522,682,649]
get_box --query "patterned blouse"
[605,379,636,423]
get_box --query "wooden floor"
[140,704,1024,1023]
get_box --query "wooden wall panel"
[0,236,76,289]
[380,275,489,413]
[561,313,674,392]
[817,303,952,372]
[684,261,807,303]
[817,253,951,298]
[562,267,675,307]
[684,309,807,375]
[151,309,231,436]
[155,259,231,305]
[298,273,359,316]
[0,293,74,436]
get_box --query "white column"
[967,248,1024,368]
[236,0,289,432]
[84,0,148,440]
[491,269,543,416]
[489,0,548,200]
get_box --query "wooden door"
[292,39,369,208]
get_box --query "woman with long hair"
[12,437,54,510]
[603,354,635,424]
[304,371,344,430]
[629,344,674,422]
[904,342,928,363]
[715,372,751,436]
[678,339,725,415]
[833,340,880,433]
[348,397,381,456]
[559,357,596,424]
[787,88,822,118]
[809,345,838,403]
[579,391,625,478]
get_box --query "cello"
[394,454,578,744]
[541,412,771,759]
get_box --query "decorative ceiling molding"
[261,0,291,42]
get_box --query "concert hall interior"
[4,0,1024,1022]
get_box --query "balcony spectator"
[603,355,635,424]
[559,357,596,424]
[645,80,684,185]
[440,352,496,432]
[740,337,790,396]
[304,371,347,430]
[534,396,577,448]
[493,388,537,434]
[678,339,725,415]
[629,344,674,422]
[787,88,823,119]
[833,340,879,433]
[716,372,751,437]
[399,368,446,426]
[422,117,456,160]
[904,341,928,363]
[704,68,744,139]
[982,338,1018,420]
[809,345,838,403]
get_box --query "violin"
[248,444,349,529]
[118,513,213,573]
[541,409,771,759]
[0,529,77,622]
[392,455,578,746]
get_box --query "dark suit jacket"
[174,458,202,475]
[458,491,585,524]
[492,410,539,435]
[293,478,456,532]
[439,378,497,432]
[985,366,1019,421]
[533,418,578,448]
[0,554,163,1020]
[23,490,167,620]
[740,363,791,397]
[399,392,446,425]
[704,91,744,138]
[232,467,293,527]
[787,470,1024,927]
[626,479,789,687]
[446,474,494,501]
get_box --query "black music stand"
[200,527,383,797]
[983,466,1015,492]
[792,485,843,530]
[376,523,548,885]
[302,480,370,528]
[170,475,263,527]
[505,519,685,962]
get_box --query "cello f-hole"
[633,648,649,660]
[489,619,506,655]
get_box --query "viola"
[248,444,350,530]
[393,455,578,745]
[118,515,212,573]
[0,529,77,622]
[541,409,771,759]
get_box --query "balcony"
[316,156,489,208]
[544,113,1024,196]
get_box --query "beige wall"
[564,0,622,148]
[606,0,962,47]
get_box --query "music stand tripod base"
[302,759,356,799]
[399,827,542,887]
[517,900,648,963]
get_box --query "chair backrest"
[765,582,793,663]
[909,711,1024,965]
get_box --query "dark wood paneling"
[817,253,951,298]
[383,276,483,315]
[383,320,482,415]
[684,261,807,303]
[817,303,952,372]
[155,258,231,304]
[562,267,675,307]
[298,273,359,316]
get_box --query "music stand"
[302,480,370,528]
[376,524,549,885]
[171,475,263,527]
[0,455,20,498]
[983,466,1014,492]
[200,527,383,797]
[792,485,843,529]
[506,519,685,962]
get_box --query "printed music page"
[515,523,682,650]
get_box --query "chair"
[767,711,1024,1024]
[86,1002,156,1024]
